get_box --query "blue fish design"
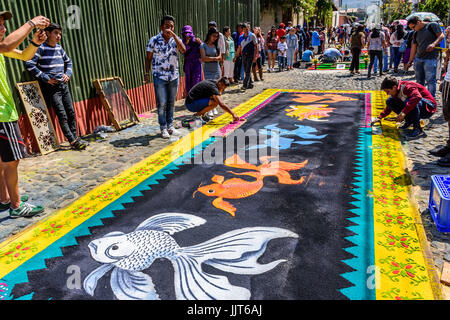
[249,124,327,150]
[83,213,298,300]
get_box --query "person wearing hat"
[277,23,286,39]
[0,11,51,219]
[181,25,203,95]
[26,22,87,151]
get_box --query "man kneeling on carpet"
[321,47,343,64]
[185,77,240,123]
[371,76,437,140]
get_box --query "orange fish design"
[292,94,358,104]
[193,155,308,217]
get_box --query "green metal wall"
[0,0,260,111]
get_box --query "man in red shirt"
[372,76,437,140]
[277,23,286,39]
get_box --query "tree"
[316,0,334,26]
[381,0,411,23]
[419,0,450,23]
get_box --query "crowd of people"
[1,10,450,221]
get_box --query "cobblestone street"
[1,67,449,298]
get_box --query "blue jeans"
[278,56,287,70]
[287,48,296,67]
[414,57,437,98]
[392,47,402,69]
[373,50,389,73]
[153,76,179,131]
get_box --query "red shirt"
[277,28,286,39]
[380,80,437,118]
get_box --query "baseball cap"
[0,11,12,20]
[208,21,217,27]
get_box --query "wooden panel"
[16,81,60,155]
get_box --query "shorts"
[442,80,450,121]
[267,49,278,54]
[186,98,211,113]
[0,121,28,162]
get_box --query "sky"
[341,0,372,9]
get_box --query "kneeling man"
[185,77,240,123]
[372,76,437,140]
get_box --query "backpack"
[412,23,439,46]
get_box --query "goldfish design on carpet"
[83,213,298,300]
[292,93,359,104]
[194,154,308,216]
[285,104,336,122]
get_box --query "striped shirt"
[25,43,73,83]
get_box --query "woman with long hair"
[349,25,365,75]
[200,27,222,117]
[266,27,279,72]
[367,27,386,78]
[252,27,265,80]
[181,25,203,95]
[390,24,406,73]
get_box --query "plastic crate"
[429,175,450,233]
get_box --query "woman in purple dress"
[182,25,203,95]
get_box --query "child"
[343,50,351,62]
[277,35,287,72]
[372,76,437,140]
[26,23,87,150]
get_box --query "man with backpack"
[404,16,444,98]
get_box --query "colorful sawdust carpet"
[0,90,442,300]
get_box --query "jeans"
[368,50,383,76]
[387,97,436,130]
[287,48,296,67]
[41,82,78,143]
[234,55,242,82]
[278,56,287,70]
[260,49,266,66]
[153,76,178,131]
[389,46,394,69]
[414,57,438,98]
[373,50,389,73]
[392,47,402,70]
[242,54,254,88]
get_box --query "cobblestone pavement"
[1,66,449,298]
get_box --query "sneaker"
[399,122,412,130]
[213,108,219,115]
[168,127,181,136]
[247,84,254,89]
[71,139,87,151]
[201,114,211,123]
[0,195,30,212]
[240,87,247,91]
[429,145,450,157]
[438,153,450,167]
[161,129,170,139]
[207,111,214,118]
[405,128,426,141]
[10,202,44,219]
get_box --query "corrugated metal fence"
[0,0,260,150]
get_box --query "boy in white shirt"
[277,35,287,72]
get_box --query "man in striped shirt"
[26,23,86,150]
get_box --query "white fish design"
[83,213,298,300]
